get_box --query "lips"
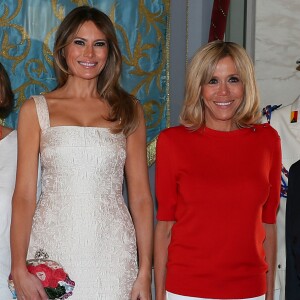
[214,101,234,106]
[78,61,97,67]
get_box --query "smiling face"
[201,56,244,131]
[64,21,109,81]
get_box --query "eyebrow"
[74,37,107,42]
[210,73,240,77]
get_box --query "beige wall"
[255,0,300,108]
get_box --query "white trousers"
[166,291,266,300]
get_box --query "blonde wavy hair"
[180,40,261,130]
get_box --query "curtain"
[208,0,230,42]
[0,0,170,165]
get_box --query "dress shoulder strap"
[32,95,50,131]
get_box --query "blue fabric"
[0,0,169,162]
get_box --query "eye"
[74,39,85,46]
[94,41,107,47]
[228,76,240,83]
[208,78,218,84]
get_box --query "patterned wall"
[255,0,300,108]
[0,0,170,165]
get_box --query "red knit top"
[155,124,281,299]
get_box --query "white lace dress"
[0,130,17,300]
[27,95,138,300]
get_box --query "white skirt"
[166,291,265,300]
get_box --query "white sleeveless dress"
[0,130,17,300]
[27,95,138,300]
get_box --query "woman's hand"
[12,269,48,300]
[130,271,152,300]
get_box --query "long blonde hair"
[180,40,261,130]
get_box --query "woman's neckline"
[44,125,124,136]
[48,125,113,130]
[199,125,254,137]
[39,95,117,130]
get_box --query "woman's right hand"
[12,269,48,300]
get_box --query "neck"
[206,122,239,132]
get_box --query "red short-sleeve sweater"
[155,124,281,299]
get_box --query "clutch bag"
[8,249,75,299]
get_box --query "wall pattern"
[0,0,170,165]
[255,0,300,108]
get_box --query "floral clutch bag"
[8,249,75,299]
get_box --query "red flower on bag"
[49,268,67,288]
[27,264,52,287]
[27,262,68,288]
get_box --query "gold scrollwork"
[70,0,90,6]
[0,1,31,72]
[43,26,57,66]
[51,0,90,21]
[15,59,50,108]
[147,138,157,167]
[143,99,166,165]
[116,2,167,96]
[0,23,31,72]
[143,100,165,129]
[0,1,22,25]
[113,1,170,165]
[51,0,67,21]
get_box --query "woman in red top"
[154,41,281,300]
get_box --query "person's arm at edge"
[154,220,175,300]
[125,103,154,300]
[263,223,277,300]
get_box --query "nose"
[218,82,229,95]
[83,45,94,57]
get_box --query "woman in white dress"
[0,62,16,299]
[10,6,153,300]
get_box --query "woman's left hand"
[131,272,152,300]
